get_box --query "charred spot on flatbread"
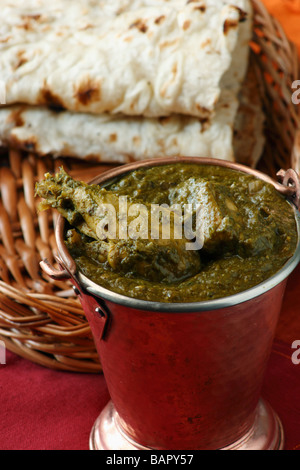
[223,19,239,35]
[7,108,25,127]
[224,7,248,35]
[199,116,210,133]
[129,19,148,33]
[109,133,118,143]
[9,133,38,152]
[234,7,248,23]
[183,20,191,30]
[154,15,166,25]
[39,83,65,110]
[186,0,206,12]
[23,137,37,151]
[14,50,28,70]
[74,78,101,106]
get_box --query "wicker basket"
[0,154,116,372]
[0,0,299,373]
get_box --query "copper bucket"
[41,157,300,450]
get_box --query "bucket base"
[89,399,284,451]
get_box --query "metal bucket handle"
[276,168,300,210]
[41,254,110,340]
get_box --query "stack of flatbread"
[0,0,264,166]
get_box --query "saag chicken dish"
[36,163,298,303]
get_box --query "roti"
[0,90,239,163]
[0,0,263,167]
[0,0,252,118]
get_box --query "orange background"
[262,0,300,55]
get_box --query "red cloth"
[0,336,299,450]
[0,352,110,450]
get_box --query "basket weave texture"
[0,154,116,372]
[0,0,299,373]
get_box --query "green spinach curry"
[36,164,298,303]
